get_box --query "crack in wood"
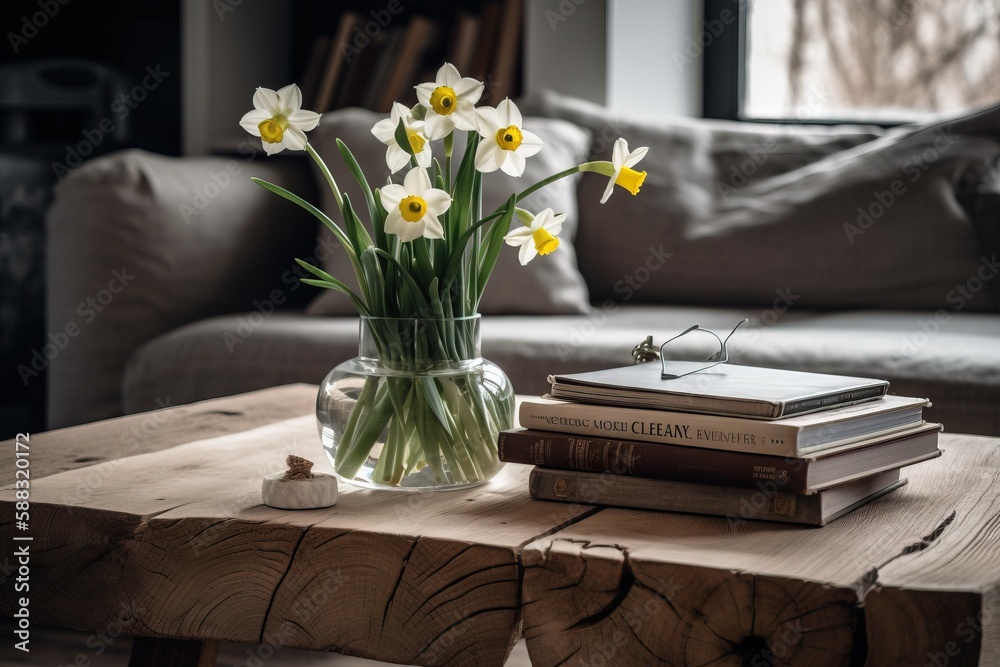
[257,528,310,645]
[382,536,420,633]
[852,509,959,597]
[565,545,634,632]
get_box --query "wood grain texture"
[521,435,1000,666]
[0,383,318,486]
[0,392,593,667]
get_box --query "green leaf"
[342,193,374,252]
[393,118,416,159]
[300,278,371,316]
[439,209,507,294]
[252,177,370,304]
[336,139,385,248]
[476,194,517,303]
[360,247,386,316]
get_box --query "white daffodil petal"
[612,138,629,168]
[504,227,534,246]
[415,83,435,107]
[516,130,544,158]
[531,209,553,229]
[454,77,484,101]
[386,146,411,173]
[496,99,522,128]
[439,62,461,87]
[277,84,302,114]
[547,212,568,229]
[422,188,452,214]
[391,102,409,121]
[384,209,408,238]
[422,214,444,239]
[262,138,285,155]
[624,146,649,168]
[519,241,538,266]
[380,184,408,208]
[254,87,280,113]
[501,151,525,177]
[397,219,425,242]
[450,104,479,132]
[283,125,307,150]
[476,107,500,134]
[600,178,617,204]
[403,166,431,194]
[372,117,397,143]
[239,109,270,135]
[289,109,321,131]
[475,142,500,172]
[424,113,454,140]
[415,147,432,168]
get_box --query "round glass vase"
[316,315,515,491]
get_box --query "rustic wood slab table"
[1,384,998,666]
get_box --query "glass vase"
[316,315,514,490]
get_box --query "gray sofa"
[46,92,1000,435]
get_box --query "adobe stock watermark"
[51,64,170,180]
[888,255,998,370]
[673,0,746,71]
[715,86,829,201]
[221,234,343,353]
[556,245,672,362]
[179,138,260,223]
[843,126,959,244]
[7,0,70,54]
[16,267,135,386]
[544,0,589,31]
[60,397,173,509]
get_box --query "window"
[704,0,1000,123]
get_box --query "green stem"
[306,143,343,210]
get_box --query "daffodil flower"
[503,208,565,265]
[239,84,321,155]
[371,102,432,173]
[475,99,543,177]
[415,63,483,140]
[379,167,451,242]
[601,138,649,203]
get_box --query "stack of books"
[299,0,523,114]
[501,364,942,526]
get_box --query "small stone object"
[262,455,338,509]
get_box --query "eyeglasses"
[632,319,749,380]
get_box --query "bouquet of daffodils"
[241,64,649,487]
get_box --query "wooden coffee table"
[2,384,998,666]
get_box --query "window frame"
[701,0,910,127]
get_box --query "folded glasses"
[631,319,749,379]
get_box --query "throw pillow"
[521,90,999,312]
[304,107,592,316]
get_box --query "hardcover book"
[518,395,928,457]
[550,363,889,419]
[528,467,907,526]
[499,422,940,492]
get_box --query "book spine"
[528,468,823,526]
[498,431,810,492]
[782,384,888,417]
[518,401,801,456]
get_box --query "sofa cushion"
[123,308,1000,437]
[304,107,592,316]
[521,91,1000,312]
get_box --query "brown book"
[486,0,523,105]
[469,1,501,82]
[447,11,481,75]
[375,16,441,113]
[314,11,363,111]
[528,467,908,526]
[336,25,391,109]
[500,423,940,493]
[299,36,331,109]
[363,28,403,110]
